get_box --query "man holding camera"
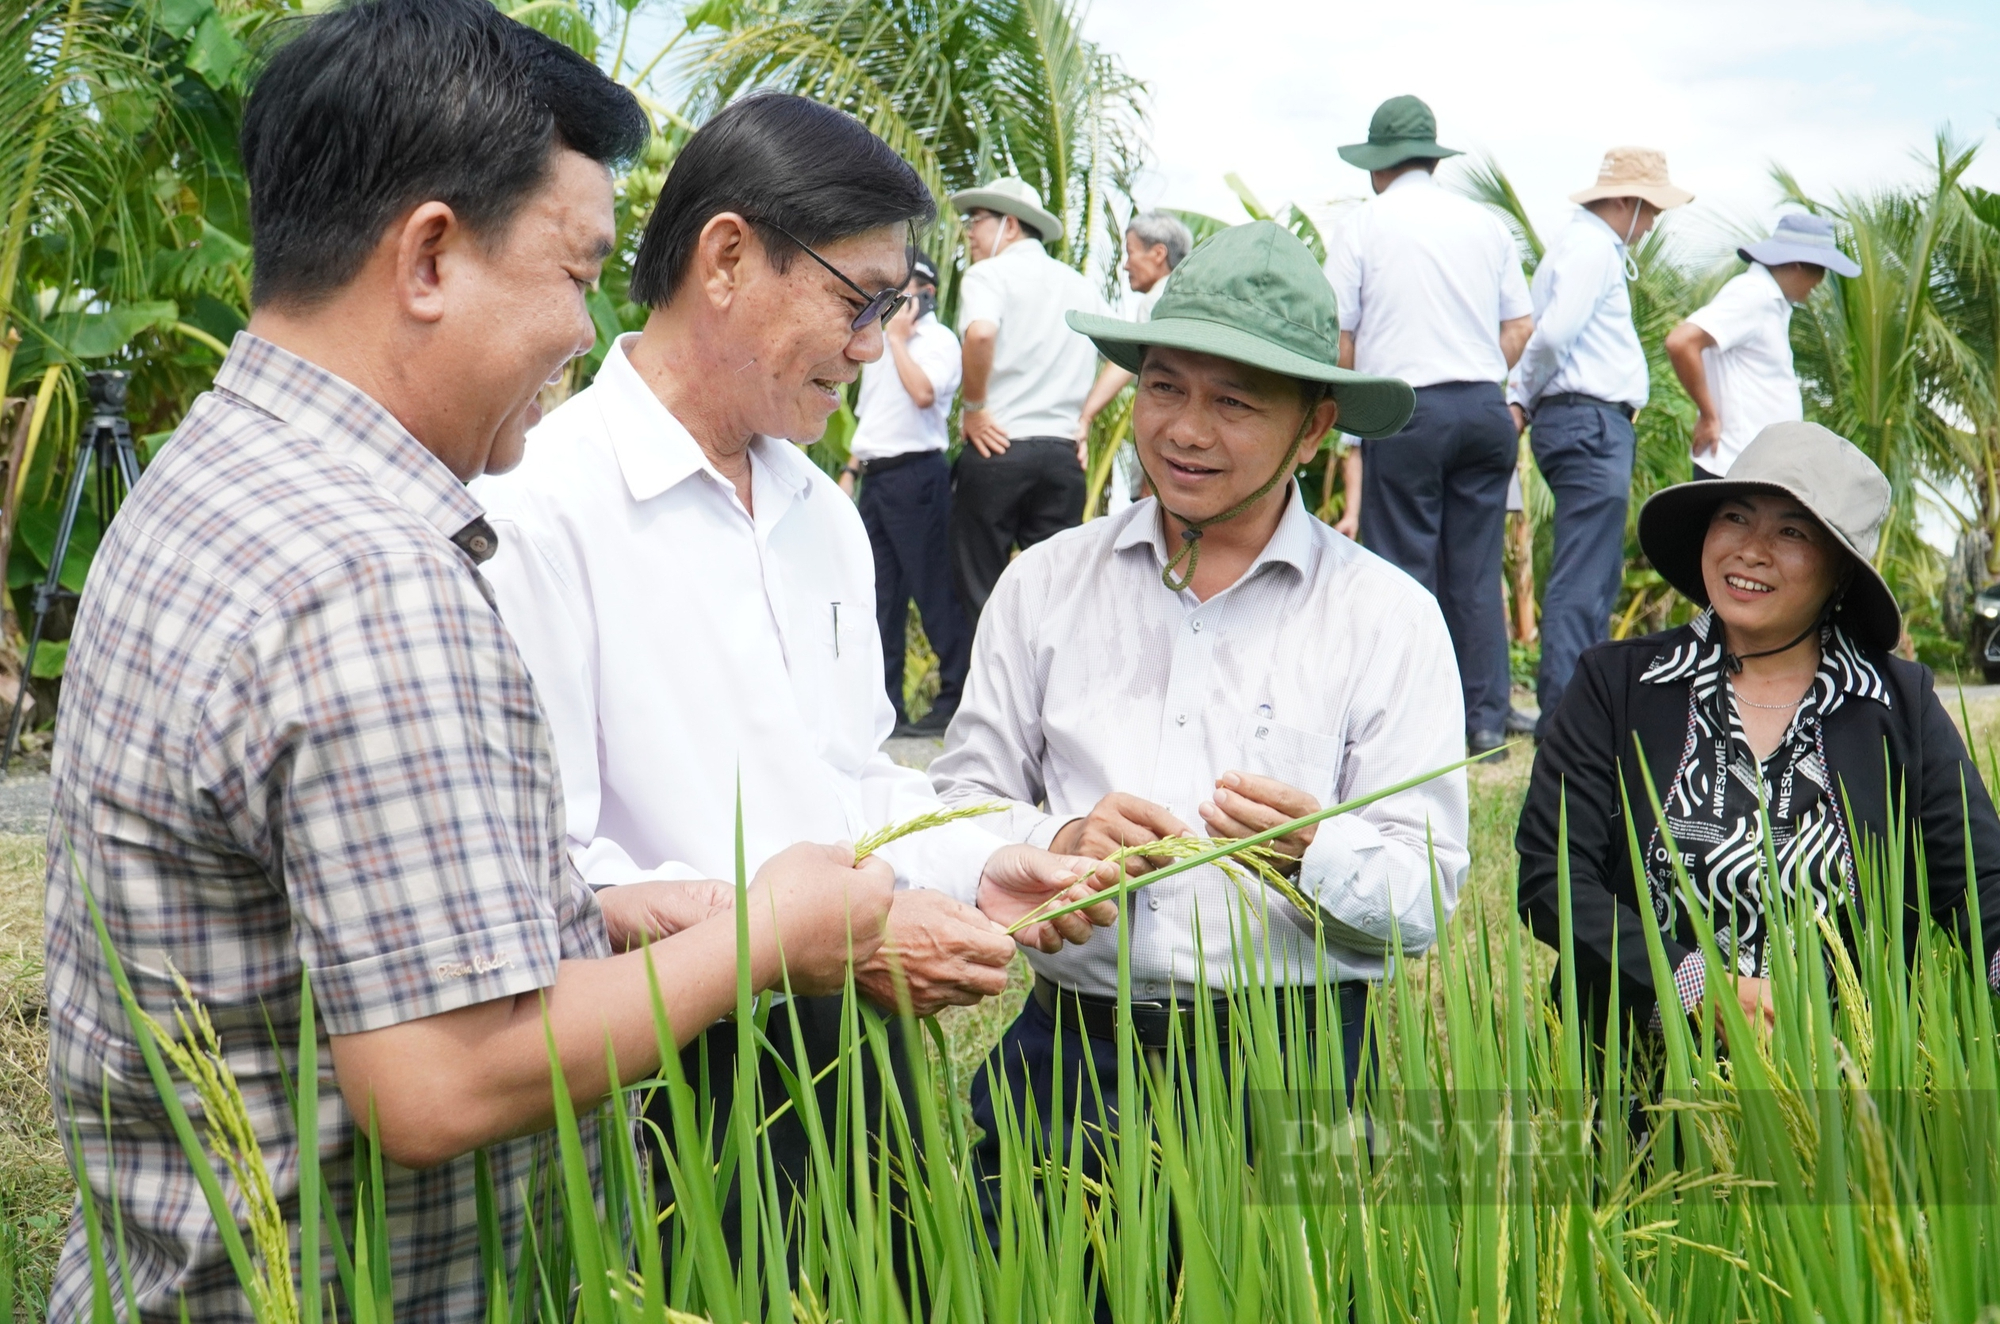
[839,248,971,736]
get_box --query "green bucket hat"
[1337,94,1462,172]
[1065,220,1415,440]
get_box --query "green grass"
[21,691,2000,1319]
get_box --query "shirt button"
[1176,712,1188,726]
[1145,982,1160,995]
[1191,619,1203,633]
[1148,896,1161,911]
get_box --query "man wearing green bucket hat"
[931,221,1471,1212]
[1328,94,1534,760]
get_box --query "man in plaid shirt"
[42,3,896,1320]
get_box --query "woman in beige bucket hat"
[1517,421,2000,1043]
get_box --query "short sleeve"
[1496,221,1533,322]
[910,324,963,398]
[1326,224,1363,333]
[958,265,1005,332]
[212,552,571,1036]
[1686,274,1764,352]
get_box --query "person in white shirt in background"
[472,94,1116,1247]
[1326,94,1534,760]
[1076,210,1196,514]
[930,222,1465,1223]
[1665,211,1859,479]
[949,176,1109,626]
[836,248,971,737]
[1508,147,1691,739]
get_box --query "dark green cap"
[1337,94,1461,171]
[1065,221,1415,439]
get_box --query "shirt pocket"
[1238,715,1344,805]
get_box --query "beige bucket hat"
[949,176,1063,244]
[1569,146,1693,211]
[1637,421,1898,651]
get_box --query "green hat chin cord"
[1139,407,1320,594]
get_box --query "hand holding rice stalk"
[1003,747,1506,936]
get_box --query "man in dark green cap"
[930,221,1472,1216]
[1328,94,1534,759]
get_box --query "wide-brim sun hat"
[1568,145,1693,212]
[1637,421,1898,650]
[1065,220,1416,440]
[1337,94,1462,172]
[1738,211,1862,278]
[948,176,1062,244]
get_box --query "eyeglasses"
[763,220,912,331]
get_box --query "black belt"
[854,450,943,476]
[1031,974,1348,1051]
[1535,392,1635,420]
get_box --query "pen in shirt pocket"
[832,601,841,657]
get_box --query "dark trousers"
[967,982,1372,1243]
[1360,380,1516,736]
[1530,399,1637,738]
[1691,460,1725,481]
[647,996,918,1270]
[858,452,970,722]
[950,437,1085,626]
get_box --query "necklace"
[1729,680,1813,710]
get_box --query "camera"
[85,369,130,419]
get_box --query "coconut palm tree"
[678,0,1146,299]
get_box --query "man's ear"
[696,212,755,312]
[1297,395,1341,464]
[392,201,459,325]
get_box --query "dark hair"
[629,93,936,307]
[241,0,648,308]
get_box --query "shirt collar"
[1746,261,1788,302]
[1384,169,1436,195]
[596,332,818,506]
[211,332,495,561]
[1112,483,1319,582]
[992,236,1049,264]
[1640,607,1890,709]
[1578,207,1628,249]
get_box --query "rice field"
[13,688,2000,1320]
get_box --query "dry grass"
[0,832,63,1320]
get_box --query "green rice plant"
[852,802,1006,860]
[60,757,2000,1322]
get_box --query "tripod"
[2,369,141,773]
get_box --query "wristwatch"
[841,462,862,478]
[961,399,986,412]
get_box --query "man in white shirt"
[836,247,970,736]
[473,94,1115,1241]
[930,222,1466,1212]
[1665,212,1857,479]
[949,175,1109,624]
[1326,95,1534,758]
[1076,209,1195,514]
[1508,148,1691,736]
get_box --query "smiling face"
[1132,345,1339,524]
[1699,492,1845,646]
[729,222,906,442]
[442,149,615,475]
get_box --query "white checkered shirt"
[44,334,608,1323]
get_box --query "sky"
[1078,0,2000,261]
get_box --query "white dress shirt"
[848,312,961,463]
[1326,170,1533,388]
[1508,209,1650,412]
[473,334,999,900]
[1684,263,1803,473]
[929,490,1470,997]
[957,237,1107,438]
